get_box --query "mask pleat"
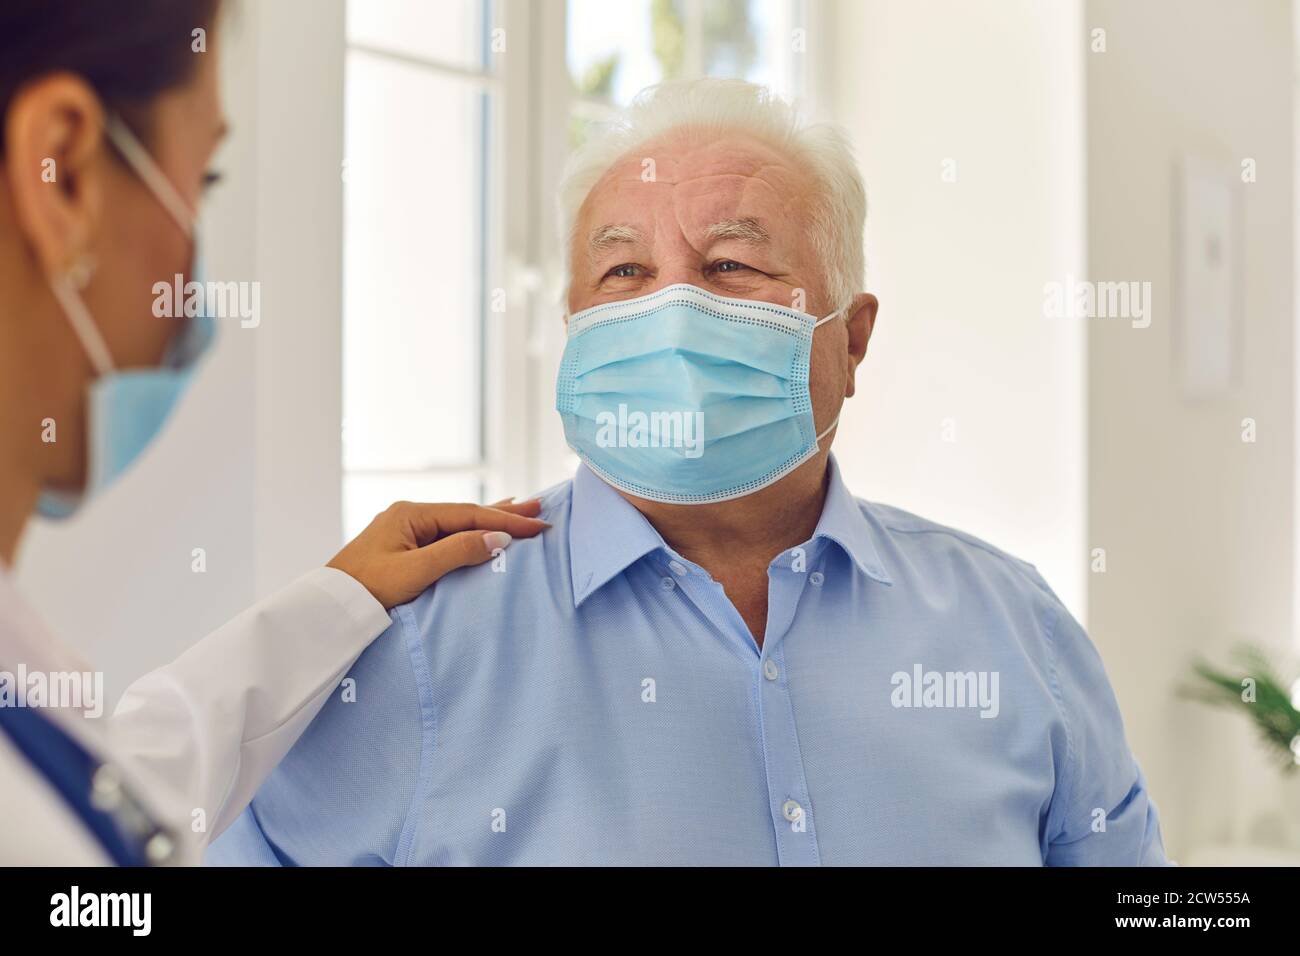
[556,288,822,504]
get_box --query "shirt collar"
[568,453,892,607]
[569,463,669,607]
[810,454,894,586]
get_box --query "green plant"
[1180,644,1300,774]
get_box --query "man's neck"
[620,453,832,575]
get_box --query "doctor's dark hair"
[0,0,221,151]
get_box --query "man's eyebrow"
[705,217,770,245]
[587,223,645,257]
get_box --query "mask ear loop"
[48,117,198,380]
[813,305,846,329]
[102,113,206,360]
[50,273,115,377]
[104,115,196,238]
[811,303,847,444]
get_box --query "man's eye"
[606,264,640,279]
[201,169,224,193]
[713,260,749,274]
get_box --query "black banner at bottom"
[0,864,1281,941]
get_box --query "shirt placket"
[759,547,822,866]
[653,545,823,866]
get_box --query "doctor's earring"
[64,252,97,291]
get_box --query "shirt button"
[660,576,676,591]
[809,571,825,587]
[763,659,779,681]
[782,799,803,822]
[668,560,687,576]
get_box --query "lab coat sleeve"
[107,566,392,847]
[205,612,423,866]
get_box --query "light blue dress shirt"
[208,456,1166,866]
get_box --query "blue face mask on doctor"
[556,283,842,505]
[39,114,215,520]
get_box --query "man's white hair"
[558,78,867,314]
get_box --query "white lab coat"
[0,563,392,865]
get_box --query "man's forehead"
[579,183,793,259]
[586,215,772,253]
[584,172,783,214]
[579,140,805,243]
[598,132,796,182]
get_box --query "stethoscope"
[0,689,177,866]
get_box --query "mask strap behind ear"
[814,306,846,328]
[50,275,115,377]
[104,115,195,238]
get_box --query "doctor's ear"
[842,292,878,397]
[3,72,107,281]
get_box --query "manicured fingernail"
[483,531,512,552]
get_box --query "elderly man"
[209,79,1166,866]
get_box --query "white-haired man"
[210,79,1166,866]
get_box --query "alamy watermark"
[1043,276,1152,329]
[153,274,260,329]
[0,665,103,718]
[595,403,705,458]
[890,663,1000,718]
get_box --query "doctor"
[0,0,547,865]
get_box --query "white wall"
[1085,0,1295,860]
[248,0,348,593]
[821,0,1088,619]
[15,0,347,706]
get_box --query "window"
[341,0,807,537]
[568,0,807,118]
[341,0,495,538]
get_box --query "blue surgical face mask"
[556,284,843,505]
[38,115,215,520]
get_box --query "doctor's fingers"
[398,500,548,546]
[412,527,522,582]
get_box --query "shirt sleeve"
[203,606,426,866]
[1035,577,1170,866]
[107,567,393,851]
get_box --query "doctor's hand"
[327,498,548,610]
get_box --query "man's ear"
[3,72,107,280]
[843,292,878,398]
